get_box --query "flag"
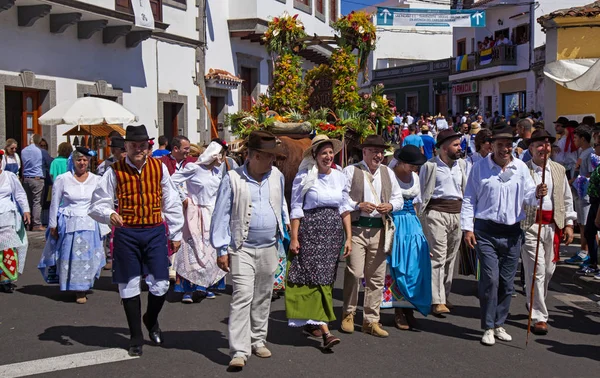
[480,48,492,65]
[456,55,468,71]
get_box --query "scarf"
[198,141,223,166]
[565,127,577,153]
[298,157,319,198]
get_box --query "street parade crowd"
[1,112,600,369]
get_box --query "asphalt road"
[0,232,599,378]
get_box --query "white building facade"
[448,0,573,118]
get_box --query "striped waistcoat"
[520,160,566,231]
[113,157,163,225]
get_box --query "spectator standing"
[403,124,424,154]
[152,135,170,158]
[21,134,52,231]
[2,139,21,176]
[420,126,436,159]
[49,142,72,181]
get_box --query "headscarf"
[565,127,577,153]
[197,141,223,166]
[298,156,319,198]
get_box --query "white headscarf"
[298,156,319,198]
[198,141,223,166]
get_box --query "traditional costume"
[419,130,468,314]
[341,135,403,337]
[462,126,541,346]
[211,131,289,368]
[38,148,109,302]
[171,141,227,301]
[89,125,183,357]
[0,157,29,292]
[285,135,347,348]
[382,146,431,326]
[520,130,576,335]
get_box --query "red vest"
[113,157,163,225]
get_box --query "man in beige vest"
[521,130,575,336]
[211,131,289,369]
[418,129,467,315]
[341,135,403,337]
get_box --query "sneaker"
[494,326,512,342]
[481,329,495,346]
[579,261,590,269]
[576,266,598,276]
[181,293,193,303]
[594,272,600,280]
[205,291,216,299]
[565,252,589,265]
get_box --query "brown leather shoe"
[362,322,389,338]
[303,325,323,338]
[403,308,418,329]
[340,312,355,334]
[322,333,341,349]
[432,304,450,315]
[532,321,548,335]
[394,309,410,330]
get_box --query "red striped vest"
[113,157,163,225]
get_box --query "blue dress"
[382,174,432,316]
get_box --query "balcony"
[451,45,517,75]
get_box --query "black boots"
[122,295,143,356]
[143,293,166,346]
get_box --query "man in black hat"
[89,124,183,357]
[97,135,125,176]
[418,129,468,315]
[462,125,547,346]
[520,130,575,336]
[340,135,403,338]
[211,130,290,369]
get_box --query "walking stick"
[526,146,548,347]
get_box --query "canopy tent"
[39,97,137,126]
[544,58,600,91]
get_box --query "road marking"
[0,348,138,378]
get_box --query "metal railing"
[451,45,517,74]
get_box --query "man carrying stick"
[520,130,576,336]
[462,124,547,346]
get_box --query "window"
[330,0,337,22]
[513,24,529,45]
[406,94,418,114]
[494,28,509,42]
[457,39,466,56]
[316,0,324,14]
[115,0,162,22]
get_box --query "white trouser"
[521,223,556,323]
[228,244,278,360]
[118,274,170,299]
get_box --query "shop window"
[457,39,466,56]
[116,0,162,22]
[513,24,529,45]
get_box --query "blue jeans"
[474,219,523,330]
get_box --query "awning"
[544,58,600,91]
[63,124,125,137]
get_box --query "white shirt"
[555,135,579,168]
[88,156,184,241]
[461,155,538,231]
[290,168,349,219]
[0,170,29,228]
[171,163,221,211]
[429,156,463,200]
[436,119,449,131]
[530,161,576,226]
[342,161,404,218]
[49,172,109,234]
[406,116,414,125]
[397,172,421,203]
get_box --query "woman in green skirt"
[287,135,352,350]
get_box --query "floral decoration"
[267,53,307,113]
[263,11,307,55]
[331,47,359,112]
[358,83,395,133]
[332,11,376,81]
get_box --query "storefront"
[502,91,526,118]
[452,81,479,114]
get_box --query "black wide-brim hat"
[124,124,155,142]
[358,135,388,149]
[489,124,519,142]
[394,145,427,166]
[247,130,285,157]
[435,129,461,148]
[525,129,556,147]
[108,135,125,149]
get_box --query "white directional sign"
[377,7,486,28]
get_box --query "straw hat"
[303,134,343,159]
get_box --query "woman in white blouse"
[171,140,228,303]
[0,150,30,293]
[38,147,108,304]
[286,135,352,350]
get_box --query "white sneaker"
[494,326,512,342]
[481,329,495,346]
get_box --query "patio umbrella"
[38,97,138,126]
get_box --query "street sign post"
[376,7,486,28]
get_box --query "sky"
[341,0,383,15]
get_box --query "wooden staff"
[526,143,549,346]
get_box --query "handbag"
[363,169,396,255]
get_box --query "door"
[435,94,448,116]
[5,90,22,149]
[240,67,256,112]
[210,96,224,139]
[406,95,418,114]
[163,102,181,142]
[22,91,41,147]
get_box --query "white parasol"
[38,97,138,126]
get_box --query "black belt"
[24,176,43,180]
